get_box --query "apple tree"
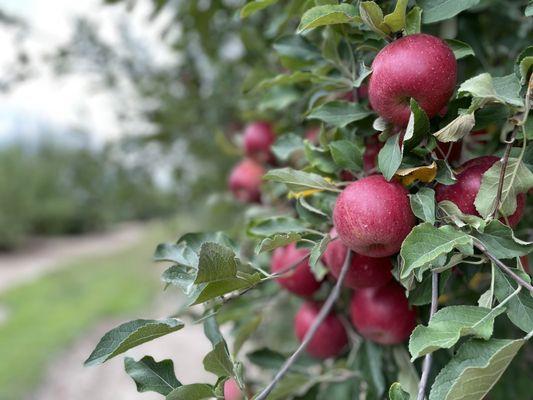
[86,1,533,399]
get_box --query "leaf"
[154,242,198,268]
[256,233,301,253]
[178,232,236,254]
[383,0,409,32]
[409,187,436,224]
[194,242,237,284]
[458,73,524,107]
[445,39,475,59]
[360,341,385,396]
[354,62,373,87]
[472,220,532,259]
[255,71,328,91]
[527,2,533,17]
[309,234,331,280]
[85,319,184,366]
[389,383,410,400]
[268,373,312,400]
[400,223,473,280]
[166,384,214,400]
[378,133,402,181]
[392,346,420,398]
[515,46,533,84]
[264,168,337,192]
[271,133,304,162]
[307,101,372,128]
[297,4,359,33]
[429,339,524,400]
[233,315,262,355]
[409,306,506,360]
[248,216,310,237]
[474,158,533,219]
[433,113,476,142]
[438,200,486,230]
[203,341,234,378]
[240,0,279,18]
[494,267,533,333]
[419,0,480,24]
[359,1,390,36]
[124,356,181,396]
[404,6,422,35]
[395,162,437,186]
[329,140,364,172]
[203,316,223,346]
[273,35,321,64]
[247,348,287,370]
[191,273,262,305]
[404,99,430,151]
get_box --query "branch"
[474,241,533,294]
[255,251,353,400]
[417,272,439,400]
[490,127,517,219]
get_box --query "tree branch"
[490,127,517,219]
[417,272,439,400]
[255,251,353,400]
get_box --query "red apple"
[333,175,416,257]
[271,243,321,296]
[305,127,320,143]
[435,156,526,226]
[363,135,382,173]
[520,255,529,274]
[294,301,348,358]
[436,141,462,164]
[368,33,457,127]
[243,121,275,163]
[228,158,265,203]
[322,228,392,289]
[350,281,417,345]
[224,378,244,400]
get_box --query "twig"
[417,272,439,400]
[474,241,533,294]
[490,127,517,219]
[255,251,353,400]
[269,253,311,278]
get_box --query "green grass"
[0,221,174,400]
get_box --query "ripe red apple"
[322,228,392,289]
[436,141,462,164]
[435,156,526,226]
[224,378,244,400]
[271,243,321,296]
[243,121,275,163]
[368,33,457,127]
[294,301,348,358]
[350,281,417,345]
[520,256,530,274]
[333,175,416,257]
[305,127,320,143]
[363,135,382,173]
[228,158,265,203]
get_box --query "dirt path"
[0,222,145,294]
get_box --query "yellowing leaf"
[395,162,437,185]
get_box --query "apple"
[368,33,457,127]
[520,255,530,274]
[333,175,416,257]
[350,281,417,345]
[228,158,265,203]
[224,378,244,400]
[271,243,322,296]
[436,141,462,164]
[363,135,382,173]
[322,228,392,289]
[243,121,275,163]
[305,127,320,143]
[435,156,526,226]
[294,301,348,358]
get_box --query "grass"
[0,221,175,400]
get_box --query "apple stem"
[490,127,516,219]
[417,272,439,400]
[254,251,353,400]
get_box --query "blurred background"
[0,0,271,398]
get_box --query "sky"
[0,0,176,146]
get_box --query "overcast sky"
[0,0,176,146]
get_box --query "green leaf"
[329,140,364,172]
[240,0,279,18]
[474,158,533,219]
[458,73,524,107]
[494,267,533,333]
[435,160,457,185]
[268,373,312,400]
[400,223,473,280]
[389,383,410,400]
[194,242,237,284]
[445,39,475,59]
[404,6,422,35]
[378,133,402,181]
[307,101,372,128]
[297,4,359,33]
[354,62,373,88]
[124,356,181,396]
[438,200,486,230]
[178,232,236,254]
[392,346,420,398]
[514,46,533,84]
[419,0,480,24]
[84,319,184,366]
[271,133,304,162]
[433,113,475,143]
[191,273,262,305]
[383,0,409,32]
[203,341,234,377]
[154,242,198,267]
[248,216,310,237]
[404,99,430,151]
[309,234,331,280]
[526,1,533,17]
[161,265,197,297]
[409,187,436,224]
[273,35,321,64]
[233,315,262,355]
[255,232,301,253]
[409,306,506,360]
[247,348,287,370]
[361,341,385,396]
[166,384,214,400]
[203,316,223,346]
[472,220,532,259]
[429,339,524,400]
[255,71,328,91]
[305,141,338,174]
[359,1,390,36]
[264,168,338,192]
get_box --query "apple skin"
[436,141,462,164]
[243,121,275,163]
[322,228,392,289]
[228,158,265,203]
[520,255,530,274]
[271,243,322,296]
[363,135,382,173]
[350,281,417,345]
[224,378,244,400]
[368,33,457,127]
[333,175,416,257]
[294,301,348,359]
[305,127,320,143]
[435,156,526,227]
